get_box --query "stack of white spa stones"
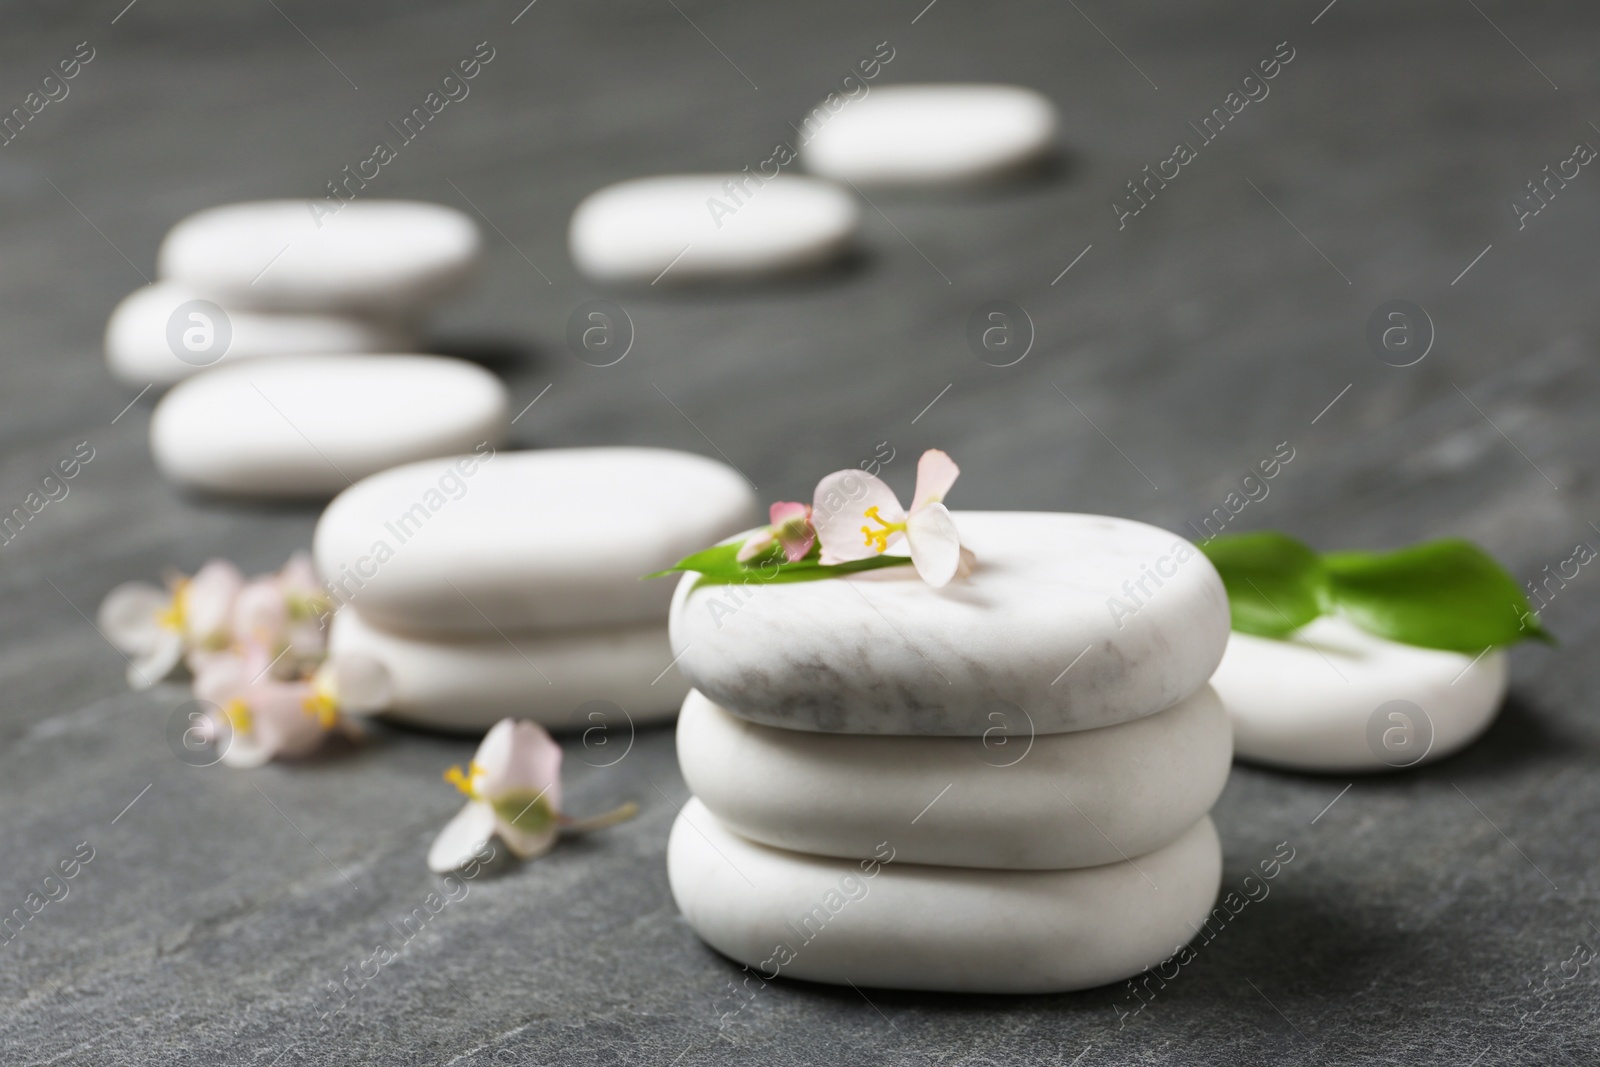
[106,200,480,388]
[666,513,1237,993]
[104,201,525,499]
[312,447,758,731]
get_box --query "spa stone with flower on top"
[658,450,1237,993]
[667,450,1230,736]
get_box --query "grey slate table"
[3,1,1598,1063]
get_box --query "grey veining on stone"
[670,512,1229,734]
[2,0,1600,1064]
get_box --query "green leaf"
[643,542,749,581]
[644,537,913,587]
[1200,532,1325,638]
[1320,539,1549,652]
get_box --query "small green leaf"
[1200,532,1324,638]
[643,542,749,581]
[1320,539,1548,652]
[644,536,913,587]
[692,554,911,587]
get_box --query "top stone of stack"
[158,200,480,316]
[668,511,1229,736]
[315,448,759,636]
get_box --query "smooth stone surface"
[315,448,759,635]
[158,200,479,315]
[149,355,508,498]
[801,84,1057,185]
[678,685,1230,869]
[1209,616,1508,772]
[670,512,1229,736]
[568,174,858,283]
[669,799,1222,993]
[105,282,416,387]
[330,608,685,732]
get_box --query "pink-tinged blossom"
[811,449,967,587]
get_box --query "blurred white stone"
[159,200,479,315]
[801,84,1057,185]
[149,354,508,498]
[314,448,759,634]
[330,608,685,732]
[105,282,415,387]
[568,174,857,283]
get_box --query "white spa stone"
[104,282,415,387]
[801,84,1057,185]
[670,512,1230,736]
[315,448,759,635]
[679,685,1230,869]
[329,609,685,732]
[568,174,858,283]
[669,798,1221,994]
[1209,615,1508,773]
[149,355,508,498]
[158,200,479,315]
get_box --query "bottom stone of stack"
[668,797,1221,994]
[330,608,687,732]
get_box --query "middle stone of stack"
[666,511,1235,994]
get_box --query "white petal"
[97,582,170,655]
[911,449,960,512]
[328,653,394,716]
[218,731,272,769]
[475,720,562,807]
[906,503,963,588]
[184,559,244,646]
[811,470,905,564]
[428,801,498,873]
[126,632,184,689]
[500,821,559,861]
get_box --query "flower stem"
[560,801,639,835]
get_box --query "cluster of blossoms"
[97,554,388,767]
[96,556,633,871]
[737,448,973,587]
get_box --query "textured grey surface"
[2,0,1599,1063]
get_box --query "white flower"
[98,559,244,688]
[427,718,638,874]
[811,449,969,587]
[429,719,565,873]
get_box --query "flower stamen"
[156,579,190,631]
[222,698,253,736]
[860,505,906,553]
[444,760,485,799]
[301,688,339,728]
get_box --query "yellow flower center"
[444,760,485,799]
[860,505,906,553]
[222,698,253,736]
[156,579,190,631]
[301,688,339,729]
